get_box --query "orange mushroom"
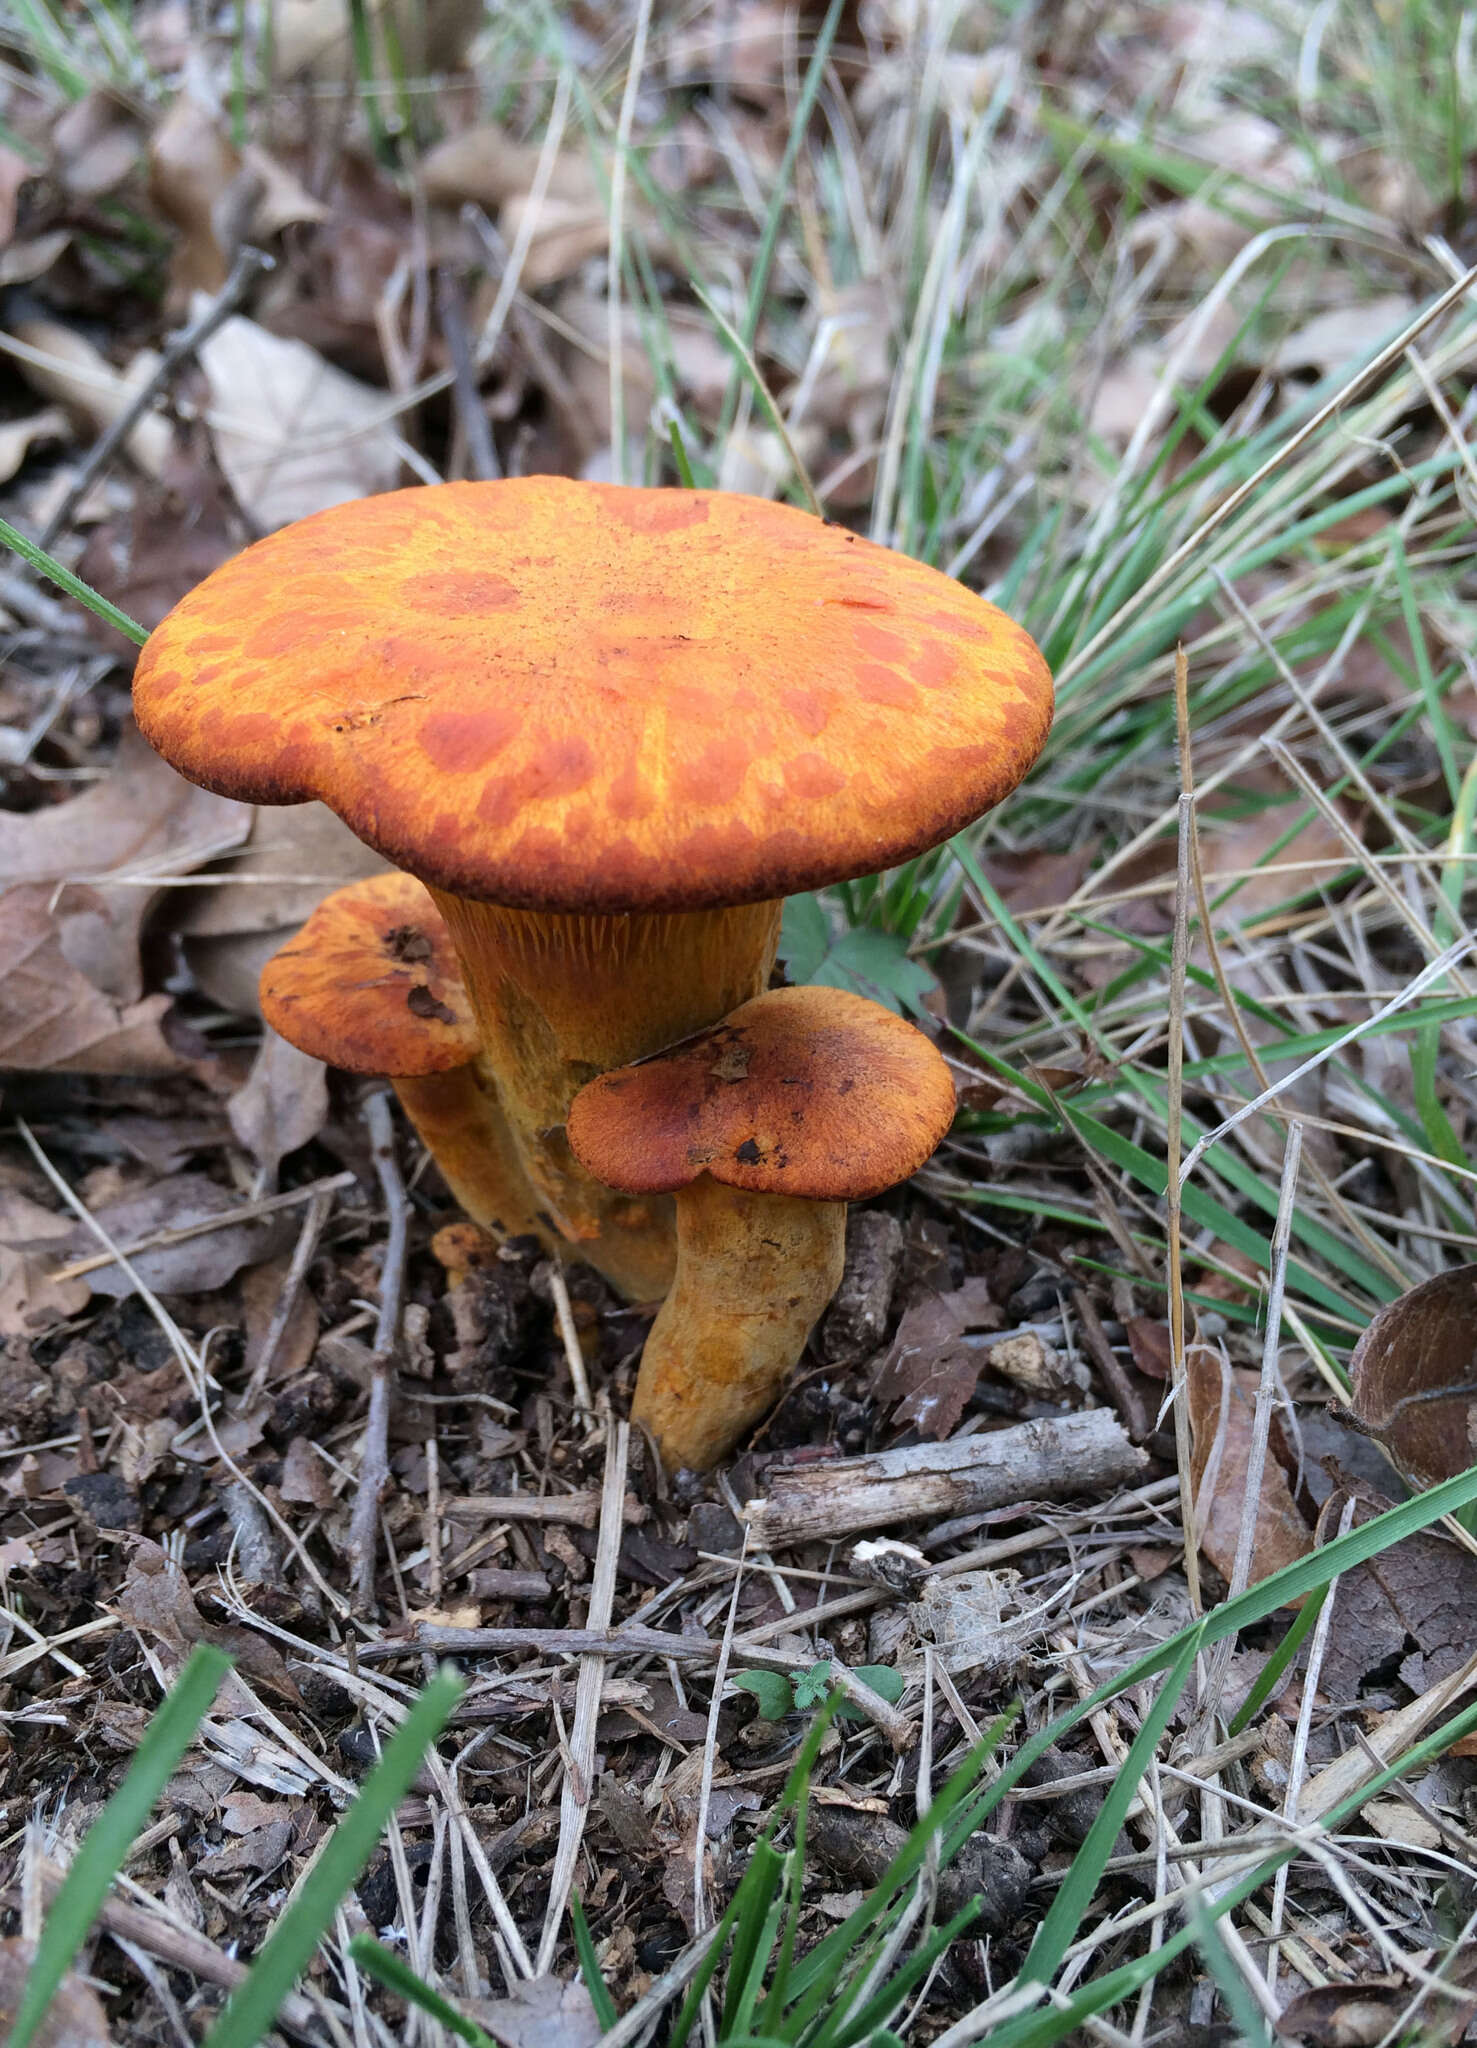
[259,873,547,1244]
[133,479,1051,1301]
[566,984,958,1471]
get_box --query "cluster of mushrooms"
[134,477,1053,1472]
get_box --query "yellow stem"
[393,1065,552,1247]
[631,1177,846,1470]
[429,896,782,1299]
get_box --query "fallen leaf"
[0,143,38,243]
[666,3,790,104]
[981,1329,1084,1398]
[873,1275,1001,1439]
[204,1817,294,1874]
[53,90,143,199]
[0,229,70,289]
[228,1028,331,1178]
[0,724,251,1003]
[1268,295,1418,381]
[242,1255,319,1386]
[1348,1265,1477,1492]
[115,1538,299,1697]
[1186,1348,1312,1598]
[501,191,610,291]
[903,1566,1025,1680]
[272,0,480,80]
[1197,785,1356,926]
[147,95,249,295]
[0,1937,114,2048]
[148,97,327,300]
[463,1975,603,2048]
[1277,1961,1477,2047]
[1317,1482,1477,1698]
[0,887,185,1073]
[197,312,403,528]
[172,800,389,937]
[0,1190,91,1336]
[420,124,598,211]
[1124,1317,1172,1380]
[982,844,1100,917]
[0,405,67,485]
[55,1171,293,1297]
[8,315,173,481]
[279,1436,335,1509]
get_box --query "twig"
[38,245,273,551]
[1165,648,1201,1615]
[51,1170,354,1282]
[545,1262,594,1420]
[17,1861,322,2039]
[436,266,498,480]
[440,1490,643,1529]
[241,1187,334,1405]
[1070,1286,1151,1442]
[1227,1123,1303,1609]
[354,1617,913,1748]
[537,1414,629,1972]
[349,1092,410,1612]
[741,1409,1147,1549]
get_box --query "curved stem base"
[631,1179,846,1471]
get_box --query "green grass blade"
[1189,1905,1275,2047]
[345,1936,496,2048]
[1019,1634,1201,1985]
[819,1902,984,2048]
[667,1694,844,2048]
[0,516,147,646]
[780,1708,1016,2025]
[720,1840,784,2036]
[570,1895,618,2032]
[981,1684,1477,2048]
[203,1667,465,2048]
[10,1643,232,2048]
[1228,1585,1327,1737]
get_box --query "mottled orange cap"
[566,984,956,1201]
[134,479,1053,915]
[260,871,478,1076]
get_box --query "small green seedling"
[731,1660,905,1722]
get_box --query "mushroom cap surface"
[566,983,957,1201]
[260,871,479,1076]
[134,479,1053,915]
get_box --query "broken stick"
[742,1408,1149,1550]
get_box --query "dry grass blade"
[536,1414,629,1973]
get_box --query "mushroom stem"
[630,1176,846,1471]
[430,896,782,1300]
[391,1065,552,1247]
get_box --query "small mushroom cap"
[260,871,479,1076]
[134,479,1052,915]
[566,984,956,1201]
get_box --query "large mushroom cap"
[135,479,1052,915]
[260,871,479,1076]
[566,984,957,1201]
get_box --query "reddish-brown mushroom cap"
[566,984,958,1201]
[259,871,478,1075]
[133,479,1053,915]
